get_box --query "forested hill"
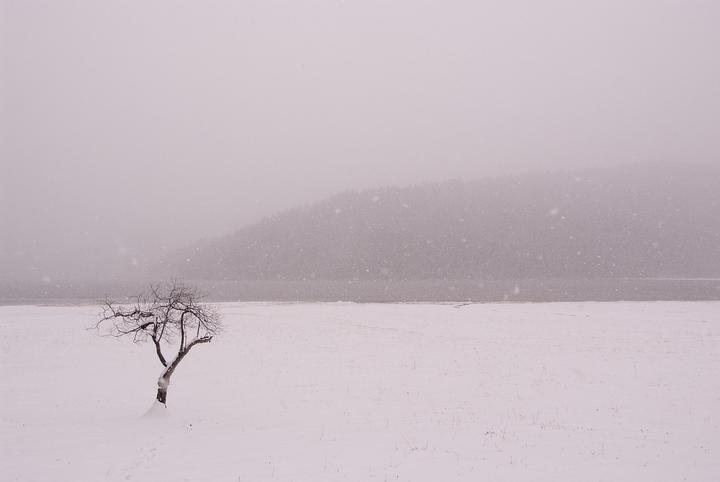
[162,164,720,281]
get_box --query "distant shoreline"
[1,278,718,305]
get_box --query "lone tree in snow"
[96,281,221,407]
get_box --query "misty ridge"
[161,163,720,282]
[2,163,719,302]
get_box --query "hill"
[162,163,720,281]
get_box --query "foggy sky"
[1,0,719,282]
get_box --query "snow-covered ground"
[1,302,718,481]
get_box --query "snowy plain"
[1,301,718,481]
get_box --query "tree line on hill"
[161,163,720,281]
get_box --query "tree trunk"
[152,340,211,407]
[156,376,170,405]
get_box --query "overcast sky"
[1,0,719,281]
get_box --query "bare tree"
[96,281,221,407]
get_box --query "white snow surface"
[1,301,719,481]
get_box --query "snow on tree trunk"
[153,347,192,407]
[156,376,170,405]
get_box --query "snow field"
[1,302,718,481]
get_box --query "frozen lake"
[1,302,719,481]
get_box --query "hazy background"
[1,0,719,284]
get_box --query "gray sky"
[1,0,719,281]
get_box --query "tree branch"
[153,338,168,367]
[186,335,213,350]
